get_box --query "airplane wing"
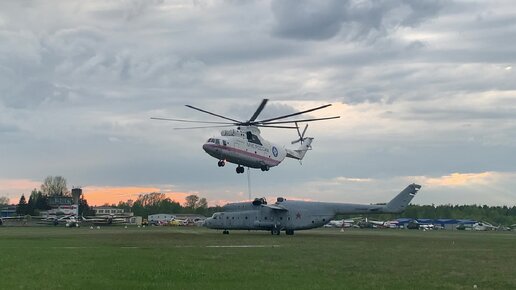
[262,204,288,211]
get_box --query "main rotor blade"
[185,105,241,123]
[256,124,298,129]
[255,104,333,123]
[173,125,237,130]
[260,116,340,125]
[248,99,269,123]
[150,117,235,125]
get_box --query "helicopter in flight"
[151,99,339,174]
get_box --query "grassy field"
[1,226,515,290]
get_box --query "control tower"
[71,187,82,205]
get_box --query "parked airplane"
[0,214,79,227]
[36,214,79,226]
[324,217,364,228]
[204,183,421,235]
[81,214,130,225]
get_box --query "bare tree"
[197,198,208,209]
[136,192,167,207]
[0,196,10,205]
[41,176,69,196]
[184,195,199,209]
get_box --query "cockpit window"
[215,139,220,145]
[246,132,262,145]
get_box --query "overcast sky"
[1,0,515,206]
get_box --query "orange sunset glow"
[82,186,191,206]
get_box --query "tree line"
[112,192,222,218]
[3,176,515,224]
[1,176,219,218]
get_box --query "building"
[92,206,125,215]
[44,196,78,216]
[1,206,16,217]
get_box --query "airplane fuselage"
[205,201,385,232]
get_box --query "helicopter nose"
[202,143,210,152]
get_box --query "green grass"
[1,226,515,289]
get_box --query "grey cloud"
[2,80,53,109]
[0,123,19,134]
[406,108,516,121]
[271,0,346,40]
[90,0,165,21]
[400,0,445,27]
[271,0,444,41]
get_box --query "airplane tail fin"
[383,184,421,213]
[286,138,313,160]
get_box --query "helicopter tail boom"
[286,137,313,160]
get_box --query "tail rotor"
[292,122,309,145]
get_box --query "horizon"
[4,180,516,208]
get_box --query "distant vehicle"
[456,223,474,230]
[419,224,434,230]
[406,221,420,230]
[169,218,189,226]
[204,184,421,235]
[472,222,496,231]
[386,220,399,229]
[151,99,340,174]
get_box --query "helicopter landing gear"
[260,165,270,171]
[217,160,225,167]
[236,166,244,174]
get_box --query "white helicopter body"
[202,126,312,173]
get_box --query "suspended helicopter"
[151,99,340,174]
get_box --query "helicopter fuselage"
[202,127,287,171]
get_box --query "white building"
[93,206,125,215]
[148,214,176,223]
